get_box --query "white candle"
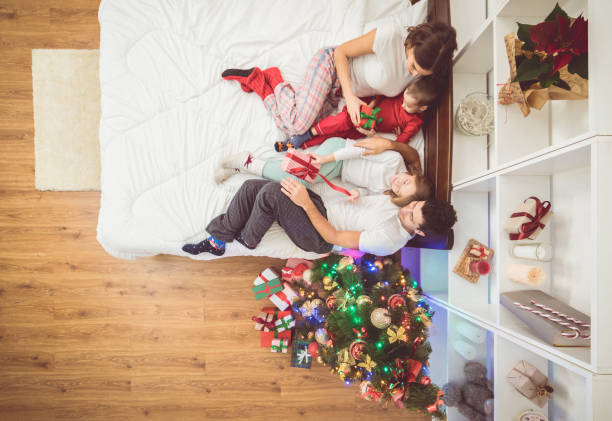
[457,321,486,344]
[453,340,477,360]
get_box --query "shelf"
[495,335,589,421]
[452,20,494,184]
[450,0,488,55]
[492,0,590,165]
[452,132,595,189]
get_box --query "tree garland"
[291,253,445,418]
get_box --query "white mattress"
[97,0,427,260]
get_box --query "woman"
[221,20,457,138]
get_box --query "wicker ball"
[370,308,391,329]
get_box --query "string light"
[376,342,383,349]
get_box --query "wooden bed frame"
[399,0,454,254]
[424,0,453,203]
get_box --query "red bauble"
[308,341,319,358]
[389,294,407,310]
[349,340,367,360]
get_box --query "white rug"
[32,49,101,191]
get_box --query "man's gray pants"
[206,179,333,254]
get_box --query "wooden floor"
[0,1,427,420]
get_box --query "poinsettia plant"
[513,3,588,91]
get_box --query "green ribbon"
[360,107,382,130]
[271,339,288,352]
[275,315,292,331]
[252,277,283,300]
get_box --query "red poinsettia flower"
[530,14,588,74]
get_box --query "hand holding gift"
[359,104,383,130]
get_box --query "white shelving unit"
[419,0,612,419]
[426,302,608,421]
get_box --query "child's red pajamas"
[302,94,424,149]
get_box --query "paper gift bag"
[498,33,588,117]
[503,196,552,240]
[506,360,554,407]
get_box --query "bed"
[97,0,447,260]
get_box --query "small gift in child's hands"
[359,105,382,130]
[506,360,554,407]
[504,196,552,240]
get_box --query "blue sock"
[207,235,225,251]
[182,235,226,256]
[287,130,313,149]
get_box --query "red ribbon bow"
[251,315,276,331]
[286,152,351,196]
[426,390,444,413]
[509,196,551,240]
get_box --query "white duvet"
[97,0,427,260]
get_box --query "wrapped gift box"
[359,105,382,130]
[506,360,554,407]
[280,149,319,184]
[252,310,275,332]
[274,314,295,333]
[503,196,553,240]
[290,340,312,369]
[252,268,283,300]
[271,338,289,353]
[259,307,292,347]
[269,282,299,311]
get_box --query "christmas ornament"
[357,354,377,372]
[360,381,383,402]
[414,307,432,327]
[370,308,391,329]
[315,327,329,344]
[300,299,322,317]
[337,256,354,270]
[356,295,373,306]
[388,294,407,310]
[349,340,366,360]
[338,348,356,374]
[308,341,319,358]
[325,295,337,309]
[387,325,408,343]
[322,275,338,290]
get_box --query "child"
[274,76,439,152]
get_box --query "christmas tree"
[291,253,445,418]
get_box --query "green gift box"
[252,268,283,300]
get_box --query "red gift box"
[280,150,351,196]
[359,105,382,130]
[259,307,293,347]
[280,149,319,184]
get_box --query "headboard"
[423,0,453,202]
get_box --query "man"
[182,137,457,256]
